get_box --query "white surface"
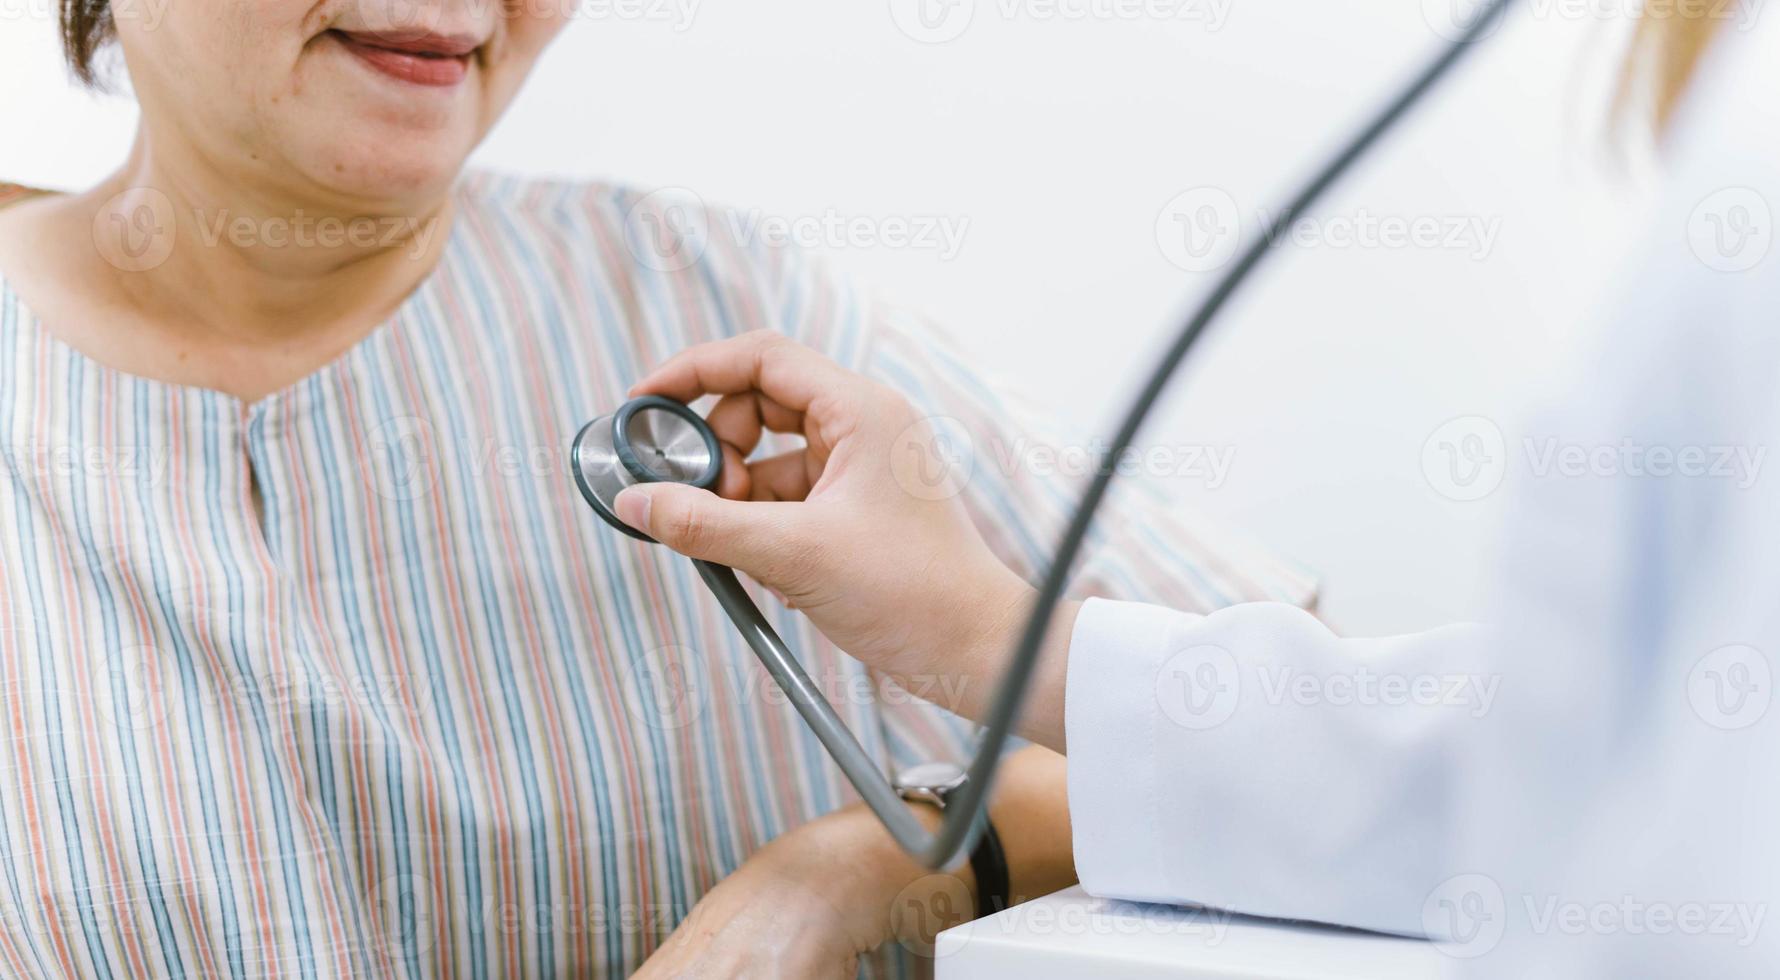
[935,886,1443,979]
[0,3,1666,633]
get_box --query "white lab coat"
[1064,21,1779,978]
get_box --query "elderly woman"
[0,1,1311,976]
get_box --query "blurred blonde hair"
[1616,8,1731,137]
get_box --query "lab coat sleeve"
[1066,596,1494,938]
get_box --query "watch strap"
[966,816,1011,919]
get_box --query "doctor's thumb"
[613,484,784,571]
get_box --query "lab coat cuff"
[1066,597,1203,903]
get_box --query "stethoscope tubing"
[869,0,1516,869]
[694,561,945,849]
[585,0,1516,872]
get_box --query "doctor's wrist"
[924,580,1077,753]
[989,590,1077,752]
[895,572,1027,715]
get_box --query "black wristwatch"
[893,762,1011,919]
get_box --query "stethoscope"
[571,0,1513,870]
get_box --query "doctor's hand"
[614,330,1076,747]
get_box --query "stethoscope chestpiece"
[570,391,939,857]
[571,395,723,543]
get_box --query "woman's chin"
[283,126,476,207]
[276,48,485,204]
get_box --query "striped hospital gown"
[0,173,1314,978]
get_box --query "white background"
[0,0,1668,632]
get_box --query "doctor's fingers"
[614,483,820,574]
[707,393,820,501]
[630,330,866,421]
[715,441,752,500]
[706,390,807,459]
[744,450,822,502]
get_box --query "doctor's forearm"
[903,589,1080,754]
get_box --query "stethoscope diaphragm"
[571,395,722,543]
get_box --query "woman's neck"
[3,135,457,403]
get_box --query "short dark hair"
[60,0,113,86]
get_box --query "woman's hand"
[631,851,862,980]
[633,803,974,979]
[615,330,1077,741]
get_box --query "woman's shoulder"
[452,169,785,279]
[453,168,833,312]
[0,183,62,295]
[0,183,44,210]
[455,169,636,217]
[448,168,877,362]
[454,169,721,241]
[0,183,54,245]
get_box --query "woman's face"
[114,0,567,208]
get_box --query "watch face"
[894,761,968,795]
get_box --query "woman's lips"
[332,30,478,87]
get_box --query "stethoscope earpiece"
[571,395,723,543]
